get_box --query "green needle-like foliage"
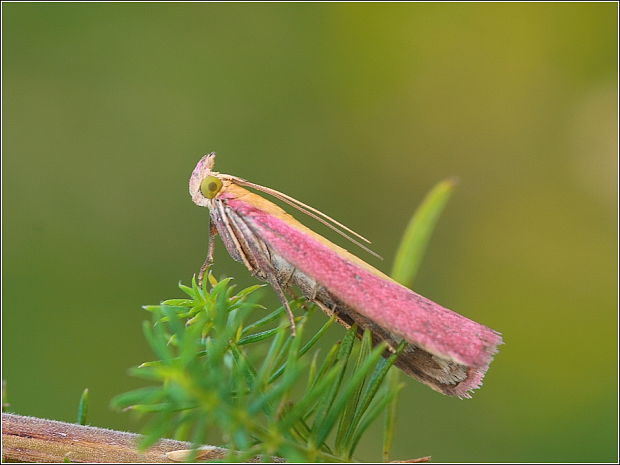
[76,388,89,426]
[113,179,455,462]
[112,273,402,462]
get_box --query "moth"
[189,153,502,398]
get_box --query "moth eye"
[200,176,223,199]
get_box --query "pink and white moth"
[189,153,502,398]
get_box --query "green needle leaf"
[312,341,387,447]
[390,177,456,287]
[115,272,412,462]
[383,368,402,462]
[76,388,89,425]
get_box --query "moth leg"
[310,281,321,300]
[282,286,315,313]
[281,266,296,288]
[198,222,218,285]
[280,269,304,305]
[266,274,297,336]
[312,300,350,329]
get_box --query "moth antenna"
[225,176,372,243]
[223,175,383,260]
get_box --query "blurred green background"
[3,2,617,462]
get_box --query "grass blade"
[240,306,286,335]
[348,386,402,459]
[76,388,89,425]
[335,330,372,450]
[237,327,280,345]
[311,326,357,434]
[312,341,387,447]
[390,178,456,287]
[268,316,335,383]
[383,368,401,462]
[343,342,404,452]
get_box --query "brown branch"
[389,458,432,463]
[1,413,228,463]
[2,413,428,463]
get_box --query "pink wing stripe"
[229,197,503,370]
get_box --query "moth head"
[189,152,222,206]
